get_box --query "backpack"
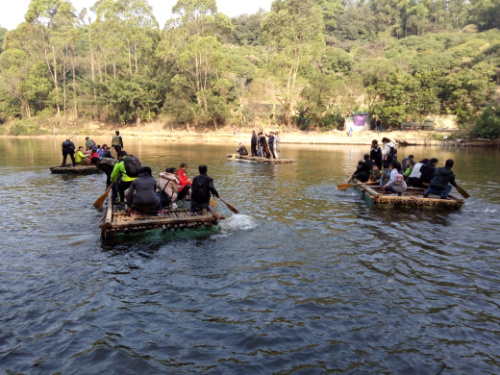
[389,146,397,159]
[394,172,405,186]
[123,155,141,177]
[62,140,71,148]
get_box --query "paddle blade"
[337,183,351,190]
[93,185,112,209]
[210,197,219,207]
[220,198,239,214]
[455,184,470,199]
[225,202,239,214]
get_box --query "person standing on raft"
[110,151,140,204]
[190,165,224,219]
[112,130,124,156]
[61,137,76,167]
[251,130,258,157]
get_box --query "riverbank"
[2,120,499,147]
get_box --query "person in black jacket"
[190,165,219,213]
[419,158,438,186]
[369,139,382,170]
[353,154,373,182]
[251,130,258,156]
[61,137,76,166]
[424,159,457,198]
[236,143,248,156]
[126,167,163,215]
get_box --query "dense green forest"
[1,0,500,137]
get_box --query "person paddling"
[424,159,458,199]
[190,165,224,219]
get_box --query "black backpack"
[389,146,397,159]
[62,140,71,148]
[123,155,141,177]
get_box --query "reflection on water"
[0,138,500,373]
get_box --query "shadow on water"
[101,225,221,249]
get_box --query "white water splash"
[218,214,258,233]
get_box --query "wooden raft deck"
[227,154,295,164]
[352,183,464,209]
[50,165,100,174]
[100,195,218,240]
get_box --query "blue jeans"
[425,185,452,198]
[258,146,263,157]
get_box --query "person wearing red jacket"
[177,163,192,201]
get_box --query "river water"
[1,137,499,374]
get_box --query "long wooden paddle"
[338,181,379,190]
[265,136,275,164]
[218,197,239,214]
[336,172,356,190]
[94,182,115,209]
[455,184,470,199]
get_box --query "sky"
[0,0,273,30]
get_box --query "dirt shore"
[3,121,498,147]
[39,122,449,146]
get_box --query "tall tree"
[262,0,325,124]
[25,0,76,116]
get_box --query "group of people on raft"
[61,131,123,167]
[352,137,459,199]
[61,132,223,218]
[235,130,281,159]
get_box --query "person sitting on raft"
[408,158,429,187]
[370,164,382,183]
[100,144,115,160]
[190,165,224,219]
[403,159,413,181]
[158,167,179,209]
[126,167,163,216]
[419,158,438,187]
[89,146,99,164]
[401,155,415,172]
[75,146,89,165]
[353,154,373,182]
[423,159,457,199]
[236,143,248,156]
[382,161,407,195]
[178,163,192,201]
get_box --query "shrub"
[472,106,500,139]
[8,118,47,136]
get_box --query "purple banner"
[353,114,366,128]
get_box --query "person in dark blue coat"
[424,159,457,198]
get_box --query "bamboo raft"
[227,154,295,164]
[352,183,464,209]
[100,194,219,241]
[50,165,100,175]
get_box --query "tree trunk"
[71,49,78,118]
[52,44,61,116]
[63,58,67,116]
